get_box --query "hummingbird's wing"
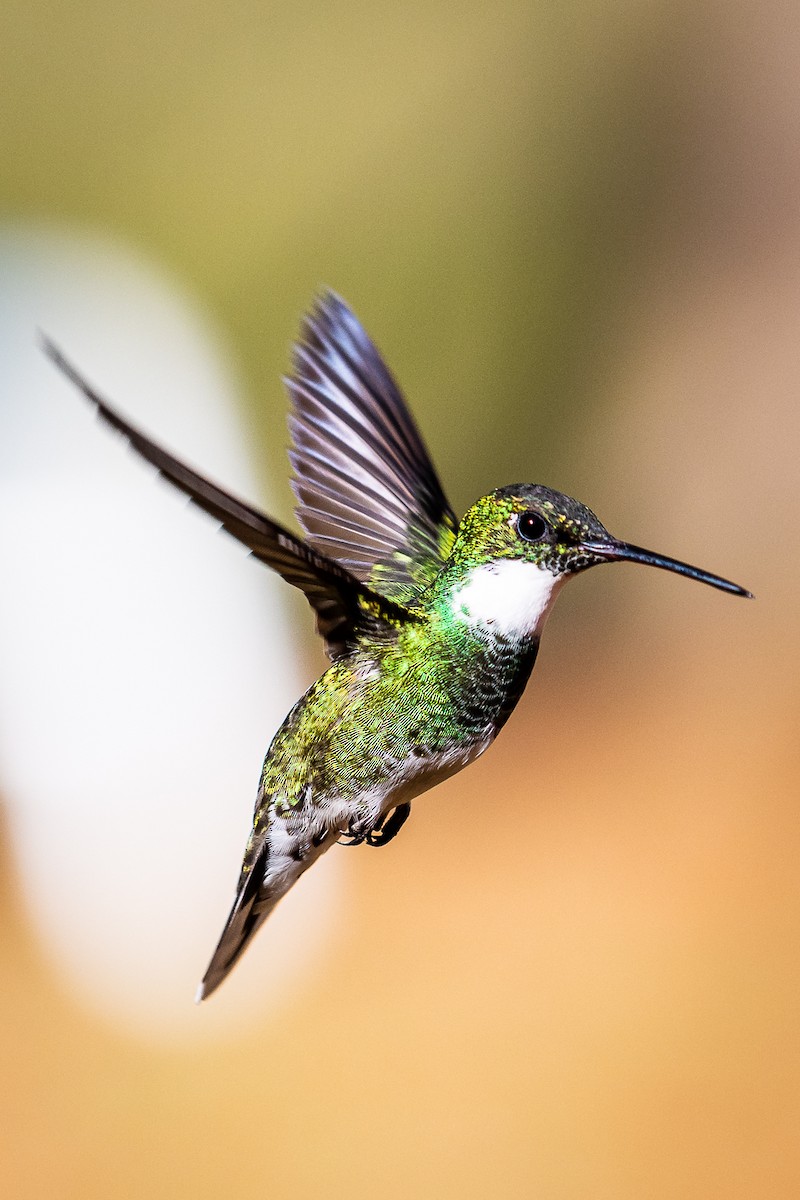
[42,339,416,661]
[286,292,459,603]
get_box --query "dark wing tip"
[40,334,129,439]
[39,332,71,376]
[295,289,359,365]
[310,287,351,322]
[40,334,100,406]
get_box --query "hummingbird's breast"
[262,613,538,813]
[245,613,539,894]
[360,615,538,760]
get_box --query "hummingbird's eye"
[517,511,548,542]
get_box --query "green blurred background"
[1,1,798,1196]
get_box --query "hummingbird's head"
[440,484,751,643]
[453,484,609,574]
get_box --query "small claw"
[366,803,411,847]
[339,803,412,848]
[338,826,367,847]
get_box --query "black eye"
[517,511,548,542]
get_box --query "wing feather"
[42,338,415,660]
[286,292,458,601]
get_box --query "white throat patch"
[451,560,564,640]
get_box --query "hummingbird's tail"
[195,846,281,1003]
[196,822,334,1001]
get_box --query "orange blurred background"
[1,1,798,1197]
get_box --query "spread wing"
[286,292,459,603]
[42,338,415,661]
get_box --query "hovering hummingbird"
[43,293,752,1000]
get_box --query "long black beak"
[582,540,754,598]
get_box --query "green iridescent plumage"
[43,292,752,1001]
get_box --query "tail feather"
[196,816,335,1001]
[196,850,277,1002]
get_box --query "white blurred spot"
[0,224,345,1043]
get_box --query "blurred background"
[0,0,798,1196]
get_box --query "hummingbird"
[43,292,752,1001]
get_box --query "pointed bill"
[286,292,459,603]
[582,538,754,598]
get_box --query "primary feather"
[287,291,458,602]
[40,335,416,662]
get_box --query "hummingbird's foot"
[366,802,411,847]
[339,802,412,848]
[338,829,367,847]
[338,816,370,846]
